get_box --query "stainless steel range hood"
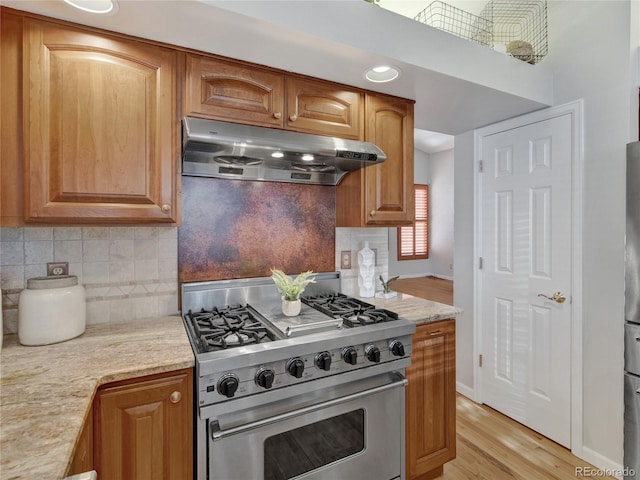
[182,117,386,186]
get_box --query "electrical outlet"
[340,251,352,269]
[47,262,69,276]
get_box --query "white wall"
[428,149,455,278]
[453,131,476,392]
[389,148,455,280]
[454,0,638,468]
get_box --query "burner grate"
[302,294,399,327]
[186,306,276,352]
[342,308,398,328]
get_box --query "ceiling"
[380,0,484,153]
[414,129,454,154]
[1,0,550,152]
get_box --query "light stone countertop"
[0,316,194,480]
[0,295,459,480]
[358,292,462,325]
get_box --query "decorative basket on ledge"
[414,1,493,47]
[479,0,548,64]
[414,0,548,64]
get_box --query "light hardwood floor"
[447,395,614,480]
[391,275,454,305]
[392,276,614,480]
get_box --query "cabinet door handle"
[289,114,298,122]
[369,210,377,217]
[429,330,442,336]
[161,204,171,214]
[273,112,282,119]
[170,391,182,404]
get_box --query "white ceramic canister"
[18,275,86,346]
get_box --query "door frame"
[473,100,584,455]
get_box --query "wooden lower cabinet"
[406,319,456,480]
[67,408,94,476]
[93,369,193,480]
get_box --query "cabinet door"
[406,320,456,480]
[94,369,193,480]
[285,77,363,139]
[67,408,93,476]
[364,94,414,225]
[186,54,285,128]
[24,19,179,223]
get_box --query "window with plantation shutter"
[398,185,428,260]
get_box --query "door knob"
[537,291,566,303]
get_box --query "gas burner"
[342,308,399,328]
[186,306,276,352]
[302,294,399,327]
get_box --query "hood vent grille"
[181,117,386,186]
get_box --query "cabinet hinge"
[479,160,484,173]
[479,257,483,269]
[479,354,483,367]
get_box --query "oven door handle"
[211,373,407,441]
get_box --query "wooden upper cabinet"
[94,369,193,480]
[185,54,362,139]
[406,320,456,480]
[336,94,414,226]
[285,77,363,139]
[23,18,179,223]
[186,54,285,128]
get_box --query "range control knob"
[365,345,381,363]
[390,340,406,357]
[217,374,239,398]
[315,351,332,371]
[255,368,275,389]
[342,346,358,365]
[287,358,305,378]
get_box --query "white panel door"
[479,113,572,447]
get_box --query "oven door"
[207,372,407,480]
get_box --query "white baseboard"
[431,273,454,281]
[578,446,625,480]
[455,381,475,401]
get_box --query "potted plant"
[270,269,316,316]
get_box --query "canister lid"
[26,275,78,290]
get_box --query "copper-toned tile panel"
[179,177,336,282]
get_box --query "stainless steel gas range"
[181,272,416,480]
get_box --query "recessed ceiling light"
[62,0,118,14]
[271,152,284,158]
[364,65,401,83]
[301,154,315,161]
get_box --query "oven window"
[263,409,365,479]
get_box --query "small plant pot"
[282,299,301,317]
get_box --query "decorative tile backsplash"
[1,226,178,333]
[335,227,389,297]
